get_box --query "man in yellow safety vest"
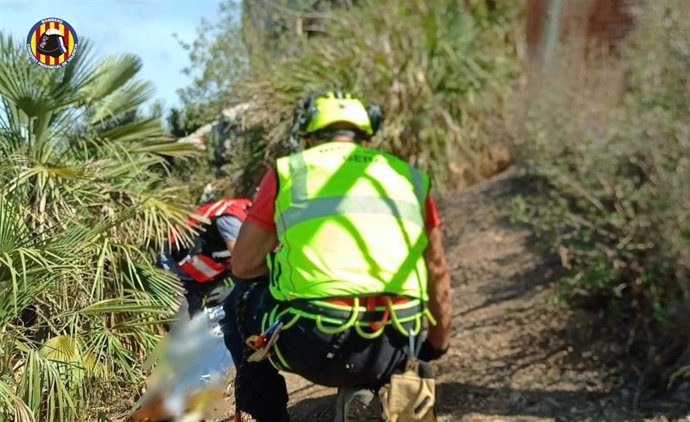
[223,91,452,422]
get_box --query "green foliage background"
[3,0,690,418]
[173,0,522,199]
[0,35,198,420]
[510,0,690,387]
[237,0,521,191]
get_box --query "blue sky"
[0,0,226,110]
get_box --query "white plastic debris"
[128,304,234,420]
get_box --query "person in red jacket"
[157,198,252,318]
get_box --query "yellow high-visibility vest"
[268,142,430,302]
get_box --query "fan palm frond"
[0,32,196,421]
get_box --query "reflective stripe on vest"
[179,254,227,283]
[270,142,430,302]
[277,196,424,235]
[287,152,427,203]
[276,153,427,236]
[211,250,232,259]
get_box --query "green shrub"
[512,0,690,374]
[236,0,521,189]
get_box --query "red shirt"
[246,169,442,231]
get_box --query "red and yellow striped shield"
[26,18,78,69]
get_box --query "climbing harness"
[245,294,435,371]
[245,320,283,362]
[233,280,439,418]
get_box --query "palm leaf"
[80,54,145,104]
[0,29,196,420]
[0,375,35,422]
[98,118,167,143]
[88,80,156,125]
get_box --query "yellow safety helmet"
[295,91,383,137]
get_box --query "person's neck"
[307,137,355,148]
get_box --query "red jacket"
[171,198,252,283]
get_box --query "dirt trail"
[211,169,687,422]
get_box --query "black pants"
[183,278,222,316]
[221,281,416,422]
[167,278,222,330]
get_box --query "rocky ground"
[202,169,689,422]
